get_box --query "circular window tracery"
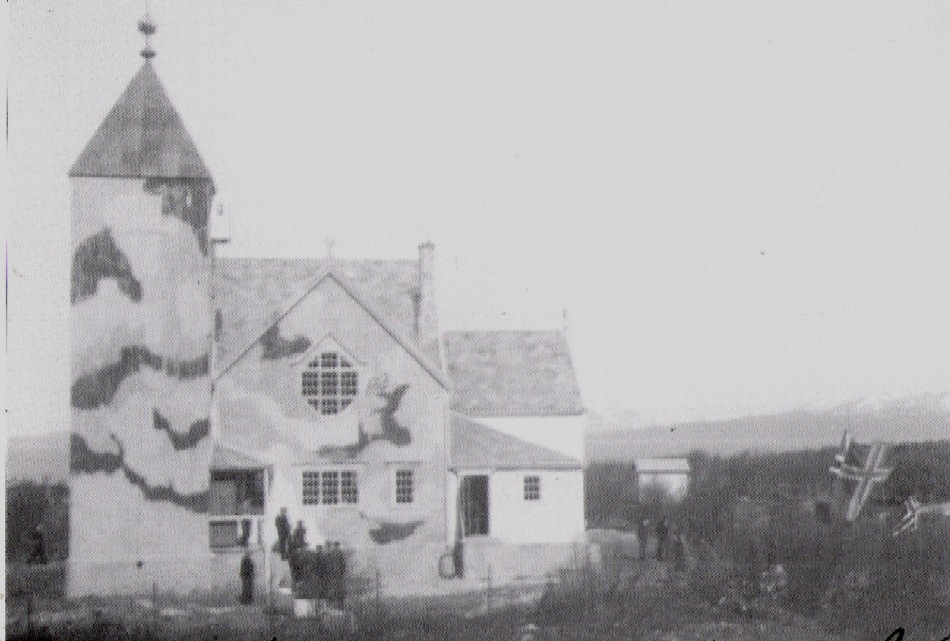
[301,352,358,415]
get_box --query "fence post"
[152,582,159,634]
[485,565,492,613]
[26,591,33,638]
[375,568,382,614]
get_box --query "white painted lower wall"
[638,472,690,502]
[487,469,585,544]
[475,415,586,462]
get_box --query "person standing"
[328,542,346,607]
[291,520,308,554]
[655,517,669,562]
[313,544,327,603]
[28,525,47,565]
[636,518,649,561]
[672,532,686,572]
[239,552,255,604]
[275,507,291,559]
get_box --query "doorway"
[460,475,489,537]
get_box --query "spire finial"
[138,5,157,60]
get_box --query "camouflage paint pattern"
[215,276,451,586]
[68,177,215,596]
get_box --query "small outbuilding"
[633,458,691,502]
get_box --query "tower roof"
[69,61,212,182]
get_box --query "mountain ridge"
[8,392,949,478]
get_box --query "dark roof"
[213,257,444,378]
[70,62,213,181]
[443,331,584,417]
[450,414,581,470]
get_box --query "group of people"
[637,516,687,571]
[274,507,310,560]
[290,541,348,608]
[236,507,350,607]
[275,507,348,607]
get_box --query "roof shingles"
[443,331,584,417]
[70,62,212,181]
[214,257,421,364]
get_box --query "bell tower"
[67,15,217,595]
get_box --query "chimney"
[416,241,438,349]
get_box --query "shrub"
[6,480,69,562]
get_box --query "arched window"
[301,352,358,415]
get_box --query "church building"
[68,27,586,598]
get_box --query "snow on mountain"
[828,391,950,416]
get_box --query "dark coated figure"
[291,520,308,554]
[239,552,255,604]
[655,517,669,562]
[328,541,346,607]
[274,507,291,559]
[28,525,48,565]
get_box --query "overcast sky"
[7,0,950,435]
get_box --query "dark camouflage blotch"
[71,229,143,304]
[143,178,212,255]
[368,520,424,545]
[70,433,208,513]
[71,347,209,409]
[260,325,311,360]
[152,410,210,450]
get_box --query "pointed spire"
[69,63,213,181]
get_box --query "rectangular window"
[209,520,239,549]
[395,469,414,504]
[302,471,321,505]
[341,471,358,504]
[302,470,359,506]
[320,398,339,415]
[524,475,541,501]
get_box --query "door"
[460,475,490,537]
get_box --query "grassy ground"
[6,556,865,641]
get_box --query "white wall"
[638,473,690,502]
[486,469,585,544]
[476,415,586,462]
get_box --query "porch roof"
[449,413,582,471]
[209,444,269,470]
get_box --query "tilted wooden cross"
[829,431,892,522]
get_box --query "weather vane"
[138,6,157,60]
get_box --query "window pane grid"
[302,351,358,415]
[395,469,414,504]
[302,470,359,506]
[302,471,321,505]
[321,471,339,505]
[524,475,541,501]
[341,471,358,504]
